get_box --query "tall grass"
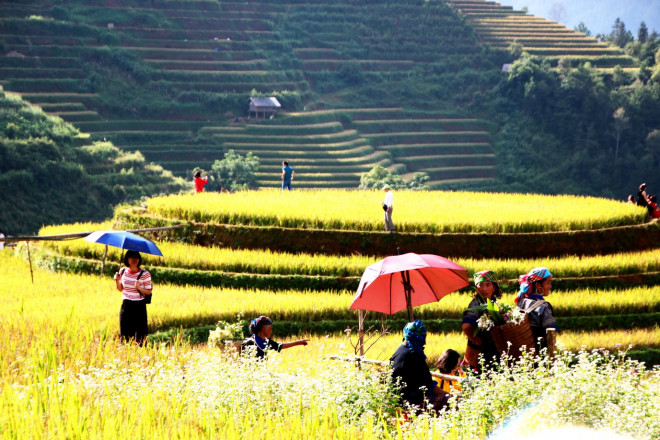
[144,190,646,233]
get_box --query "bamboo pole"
[101,244,108,275]
[26,240,34,284]
[358,309,365,356]
[546,328,557,358]
[330,355,461,382]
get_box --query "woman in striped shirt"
[114,250,153,345]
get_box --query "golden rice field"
[143,190,646,233]
[2,247,659,439]
[3,191,658,439]
[38,222,660,278]
[3,252,658,340]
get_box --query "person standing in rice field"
[281,161,295,191]
[461,270,501,371]
[516,267,557,352]
[114,250,153,345]
[193,170,209,193]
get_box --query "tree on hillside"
[209,150,260,192]
[508,41,524,59]
[358,165,428,190]
[606,18,634,48]
[638,22,649,44]
[574,22,592,37]
[646,129,660,166]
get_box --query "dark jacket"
[390,344,436,405]
[241,335,282,358]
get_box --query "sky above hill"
[495,0,659,37]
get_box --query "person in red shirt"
[194,170,209,193]
[648,195,660,219]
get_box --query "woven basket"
[489,314,535,359]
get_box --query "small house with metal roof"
[248,97,281,119]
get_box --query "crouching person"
[241,315,309,359]
[390,320,449,413]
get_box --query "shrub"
[209,149,260,191]
[359,165,428,190]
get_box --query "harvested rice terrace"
[447,0,636,69]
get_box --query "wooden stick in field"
[330,355,461,382]
[547,328,557,358]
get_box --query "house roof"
[249,97,281,108]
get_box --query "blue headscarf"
[249,316,273,335]
[403,320,427,358]
[516,267,552,303]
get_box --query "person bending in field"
[461,270,501,371]
[390,320,449,413]
[516,267,557,352]
[241,316,309,359]
[381,184,395,233]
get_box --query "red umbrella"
[349,253,470,321]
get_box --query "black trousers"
[119,299,148,345]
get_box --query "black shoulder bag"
[137,270,152,304]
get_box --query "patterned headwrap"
[516,267,552,303]
[474,270,496,284]
[249,316,273,335]
[403,320,427,358]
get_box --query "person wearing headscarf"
[390,321,448,411]
[516,267,557,351]
[241,315,309,358]
[461,270,501,371]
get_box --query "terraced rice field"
[446,0,637,69]
[0,0,639,190]
[0,0,498,188]
[3,187,660,438]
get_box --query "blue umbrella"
[84,230,163,256]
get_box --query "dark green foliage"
[358,165,429,191]
[483,52,660,198]
[208,149,260,191]
[0,88,187,234]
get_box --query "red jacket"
[194,176,208,193]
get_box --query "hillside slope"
[0,86,187,234]
[0,0,506,189]
[0,0,657,199]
